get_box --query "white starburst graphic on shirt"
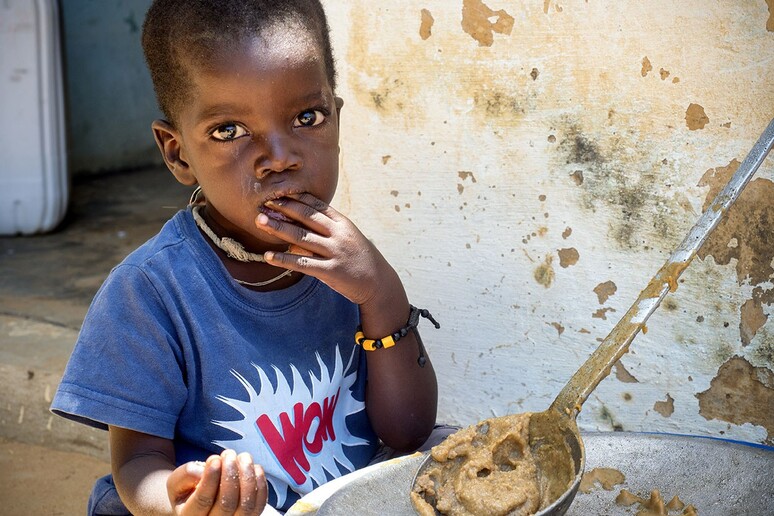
[212,346,368,508]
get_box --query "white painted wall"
[324,0,774,445]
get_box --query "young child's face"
[169,28,341,248]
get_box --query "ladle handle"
[550,118,774,416]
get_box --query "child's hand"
[258,193,399,306]
[167,450,267,515]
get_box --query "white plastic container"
[0,0,68,235]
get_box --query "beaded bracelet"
[354,305,440,367]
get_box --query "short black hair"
[141,0,336,126]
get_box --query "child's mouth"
[260,198,293,222]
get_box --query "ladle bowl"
[411,117,774,516]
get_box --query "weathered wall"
[324,1,774,444]
[60,0,160,173]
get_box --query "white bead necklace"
[192,205,292,287]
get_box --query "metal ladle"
[411,118,774,516]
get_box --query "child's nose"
[254,133,302,178]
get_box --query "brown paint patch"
[458,171,477,183]
[538,194,546,202]
[659,68,670,80]
[614,361,639,383]
[593,280,617,304]
[534,255,555,288]
[419,9,434,40]
[558,247,579,268]
[382,155,391,165]
[562,227,572,239]
[592,307,616,320]
[641,56,652,77]
[579,467,626,493]
[685,103,709,130]
[740,295,768,346]
[549,321,565,335]
[530,67,539,80]
[461,0,514,47]
[698,160,774,285]
[654,393,675,417]
[697,160,774,345]
[768,0,774,31]
[570,170,584,185]
[548,134,556,143]
[696,356,774,444]
[390,190,399,197]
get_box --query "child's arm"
[109,425,268,515]
[258,194,439,452]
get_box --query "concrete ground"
[0,166,188,514]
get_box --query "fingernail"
[257,213,269,225]
[264,251,275,261]
[238,453,252,467]
[187,461,205,475]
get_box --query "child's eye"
[211,123,248,141]
[294,110,326,127]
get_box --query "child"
[51,0,446,514]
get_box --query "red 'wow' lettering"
[256,389,342,485]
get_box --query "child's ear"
[151,119,197,186]
[334,96,344,131]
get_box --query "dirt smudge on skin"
[594,280,617,304]
[419,9,434,40]
[697,160,774,347]
[685,103,709,130]
[534,254,555,288]
[654,393,675,417]
[461,0,514,47]
[558,247,579,268]
[696,356,774,444]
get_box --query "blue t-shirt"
[51,208,378,511]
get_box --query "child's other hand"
[257,193,398,306]
[167,450,267,515]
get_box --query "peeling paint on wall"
[419,8,433,40]
[685,103,710,130]
[654,393,675,417]
[558,247,579,268]
[534,255,555,288]
[767,0,774,31]
[461,0,514,47]
[640,56,653,77]
[594,281,617,304]
[614,361,639,383]
[696,357,774,444]
[697,160,774,352]
[330,0,774,443]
